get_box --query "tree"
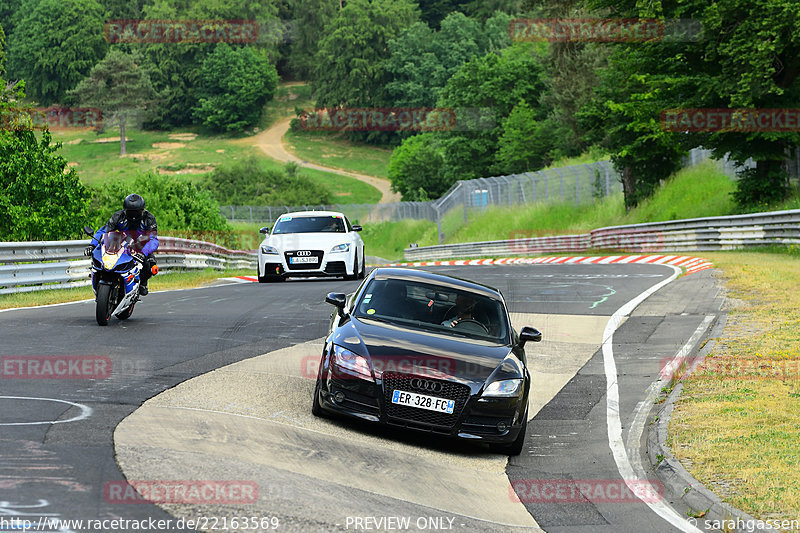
[6,0,107,105]
[0,21,5,78]
[313,0,419,109]
[139,0,280,128]
[493,101,556,174]
[193,43,279,133]
[584,0,800,208]
[283,0,338,79]
[578,55,687,210]
[385,12,512,109]
[387,133,448,200]
[436,42,549,181]
[68,50,158,155]
[0,0,22,43]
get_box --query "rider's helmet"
[123,194,145,226]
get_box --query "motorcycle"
[82,226,157,326]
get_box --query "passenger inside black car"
[369,280,426,320]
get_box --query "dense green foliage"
[385,12,511,109]
[2,0,799,215]
[205,156,333,206]
[88,172,230,232]
[138,0,279,128]
[0,130,92,240]
[0,73,91,240]
[194,44,279,132]
[313,0,419,143]
[7,0,107,106]
[581,0,800,208]
[387,133,448,200]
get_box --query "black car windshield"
[272,215,345,234]
[354,278,511,343]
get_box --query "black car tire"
[311,378,327,417]
[357,250,366,279]
[345,255,359,281]
[492,416,527,456]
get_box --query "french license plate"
[392,390,455,414]
[290,256,318,264]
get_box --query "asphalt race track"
[0,263,723,532]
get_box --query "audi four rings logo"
[410,378,443,393]
[296,251,312,256]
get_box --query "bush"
[205,156,333,206]
[88,172,230,233]
[0,130,91,240]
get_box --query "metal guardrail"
[404,209,800,261]
[0,236,257,295]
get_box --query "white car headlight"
[261,245,279,255]
[330,243,351,253]
[483,378,523,397]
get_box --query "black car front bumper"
[316,364,527,445]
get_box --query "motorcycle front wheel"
[95,283,115,326]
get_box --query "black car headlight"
[331,344,373,382]
[482,378,523,397]
[261,245,279,255]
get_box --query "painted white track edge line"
[602,264,704,533]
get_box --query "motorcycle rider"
[85,194,159,295]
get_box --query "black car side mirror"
[326,292,347,317]
[83,226,94,236]
[259,227,270,234]
[352,225,362,232]
[518,326,542,348]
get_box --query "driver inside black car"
[440,293,489,334]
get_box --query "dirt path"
[246,117,401,204]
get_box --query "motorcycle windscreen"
[102,231,131,254]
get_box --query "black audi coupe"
[311,267,541,455]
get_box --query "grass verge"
[0,269,255,310]
[284,130,392,178]
[668,250,800,522]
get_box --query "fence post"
[573,166,580,205]
[605,163,611,197]
[435,205,444,244]
[249,206,253,223]
[555,168,564,202]
[463,183,468,223]
[543,171,549,200]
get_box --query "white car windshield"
[272,215,346,234]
